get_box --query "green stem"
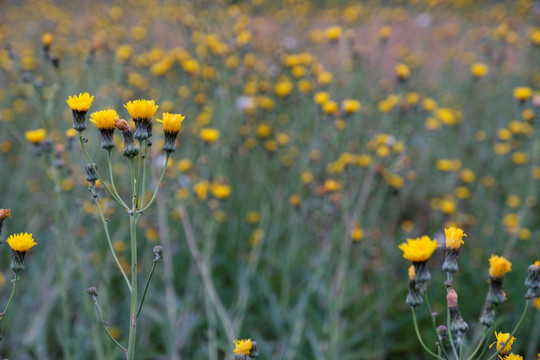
[107,150,129,209]
[136,261,157,318]
[92,298,128,353]
[0,273,20,323]
[138,153,170,213]
[447,301,460,360]
[465,329,488,360]
[486,300,530,360]
[92,186,132,292]
[79,134,129,210]
[127,159,139,360]
[411,308,445,360]
[139,142,148,209]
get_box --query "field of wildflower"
[1,0,540,359]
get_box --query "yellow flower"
[66,93,94,112]
[325,25,342,41]
[233,339,253,356]
[501,354,523,360]
[514,87,532,102]
[156,113,185,133]
[489,255,512,278]
[90,109,118,129]
[398,236,438,262]
[42,33,54,46]
[490,332,515,355]
[314,92,330,105]
[322,101,338,115]
[379,26,392,40]
[124,99,158,119]
[324,179,341,192]
[6,232,37,252]
[445,227,466,249]
[470,63,489,78]
[65,128,78,138]
[395,63,410,79]
[25,129,47,144]
[289,194,301,206]
[212,183,232,199]
[200,128,220,144]
[274,80,293,97]
[342,99,361,113]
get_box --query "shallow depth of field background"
[1,0,540,359]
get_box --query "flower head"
[200,128,220,144]
[67,93,94,112]
[501,354,523,360]
[398,235,438,262]
[90,109,118,129]
[395,63,410,80]
[157,113,185,134]
[233,339,253,356]
[445,227,466,249]
[513,87,532,102]
[6,232,37,252]
[470,63,489,78]
[124,99,158,119]
[25,129,47,144]
[490,332,515,355]
[341,99,361,113]
[489,255,512,278]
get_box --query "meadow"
[0,0,540,359]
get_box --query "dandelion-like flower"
[487,255,512,306]
[501,354,523,360]
[233,338,258,359]
[67,93,94,132]
[124,99,159,141]
[442,227,466,274]
[399,235,438,283]
[490,331,515,355]
[156,112,185,153]
[470,63,489,78]
[513,87,532,103]
[341,99,361,114]
[6,232,37,273]
[395,63,410,81]
[25,129,46,144]
[90,109,118,150]
[200,128,220,144]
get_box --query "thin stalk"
[0,273,20,323]
[447,301,460,360]
[486,300,530,360]
[136,261,157,318]
[107,150,129,209]
[92,298,128,353]
[92,186,132,292]
[127,155,139,360]
[79,134,129,210]
[411,308,445,360]
[465,329,487,360]
[139,142,148,209]
[178,205,236,345]
[134,142,145,209]
[139,153,170,213]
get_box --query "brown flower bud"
[114,118,131,132]
[447,288,458,307]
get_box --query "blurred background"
[0,0,540,359]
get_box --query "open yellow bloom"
[490,332,515,355]
[501,354,523,360]
[200,128,220,143]
[6,232,37,252]
[25,129,47,144]
[66,93,94,112]
[233,339,253,356]
[398,236,438,262]
[489,255,512,278]
[513,87,532,102]
[157,113,185,133]
[90,109,118,129]
[124,99,158,119]
[445,227,466,249]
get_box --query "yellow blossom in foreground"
[200,128,220,143]
[490,332,515,355]
[233,339,253,355]
[445,227,466,249]
[90,109,118,129]
[66,92,94,112]
[489,255,512,278]
[6,232,37,252]
[25,129,47,144]
[157,113,185,133]
[398,236,438,262]
[124,99,158,119]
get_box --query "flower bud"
[85,163,98,185]
[153,245,163,262]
